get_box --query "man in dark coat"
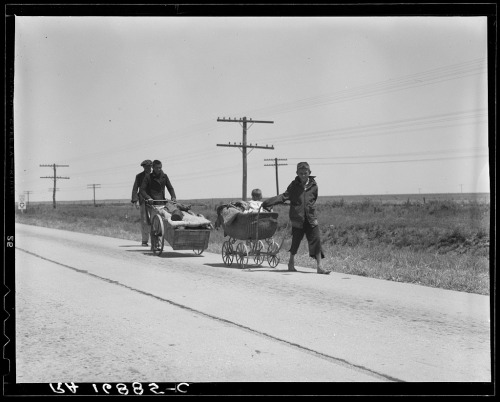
[262,162,330,274]
[131,159,153,246]
[140,159,177,204]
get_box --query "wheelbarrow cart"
[147,200,212,256]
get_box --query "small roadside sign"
[19,195,26,210]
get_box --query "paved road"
[13,223,491,383]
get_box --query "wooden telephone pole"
[40,164,69,208]
[264,158,288,195]
[87,184,101,206]
[24,190,33,209]
[216,116,274,200]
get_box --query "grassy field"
[15,193,491,295]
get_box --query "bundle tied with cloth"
[158,201,213,229]
[215,200,278,240]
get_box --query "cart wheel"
[267,254,280,268]
[253,240,265,266]
[221,241,234,266]
[151,214,164,256]
[235,242,249,269]
[193,248,204,255]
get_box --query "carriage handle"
[145,199,177,210]
[253,205,288,253]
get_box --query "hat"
[141,159,153,166]
[296,162,310,171]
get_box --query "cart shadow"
[202,263,246,270]
[122,248,203,258]
[148,251,204,258]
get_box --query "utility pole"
[87,184,101,207]
[264,158,288,195]
[216,116,274,200]
[24,190,33,209]
[40,164,69,208]
[460,184,463,193]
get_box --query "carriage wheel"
[235,242,249,269]
[267,254,280,268]
[150,214,165,256]
[193,248,204,255]
[221,241,234,266]
[253,240,265,266]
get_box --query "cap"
[296,162,310,171]
[141,159,153,166]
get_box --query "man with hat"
[262,161,330,274]
[131,159,153,246]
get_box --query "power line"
[286,147,489,161]
[266,109,487,146]
[29,59,485,169]
[309,154,488,165]
[242,58,486,118]
[40,164,69,208]
[216,116,274,200]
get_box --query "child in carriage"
[245,188,264,212]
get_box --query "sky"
[13,15,490,203]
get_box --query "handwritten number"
[49,383,65,394]
[116,383,129,395]
[149,383,164,395]
[132,382,143,395]
[177,383,189,393]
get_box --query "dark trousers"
[289,220,325,259]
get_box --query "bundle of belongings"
[214,200,266,230]
[157,202,213,230]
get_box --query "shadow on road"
[202,263,316,274]
[150,251,204,258]
[244,268,316,274]
[203,263,245,270]
[124,249,203,258]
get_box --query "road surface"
[12,223,491,383]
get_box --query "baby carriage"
[218,205,287,269]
